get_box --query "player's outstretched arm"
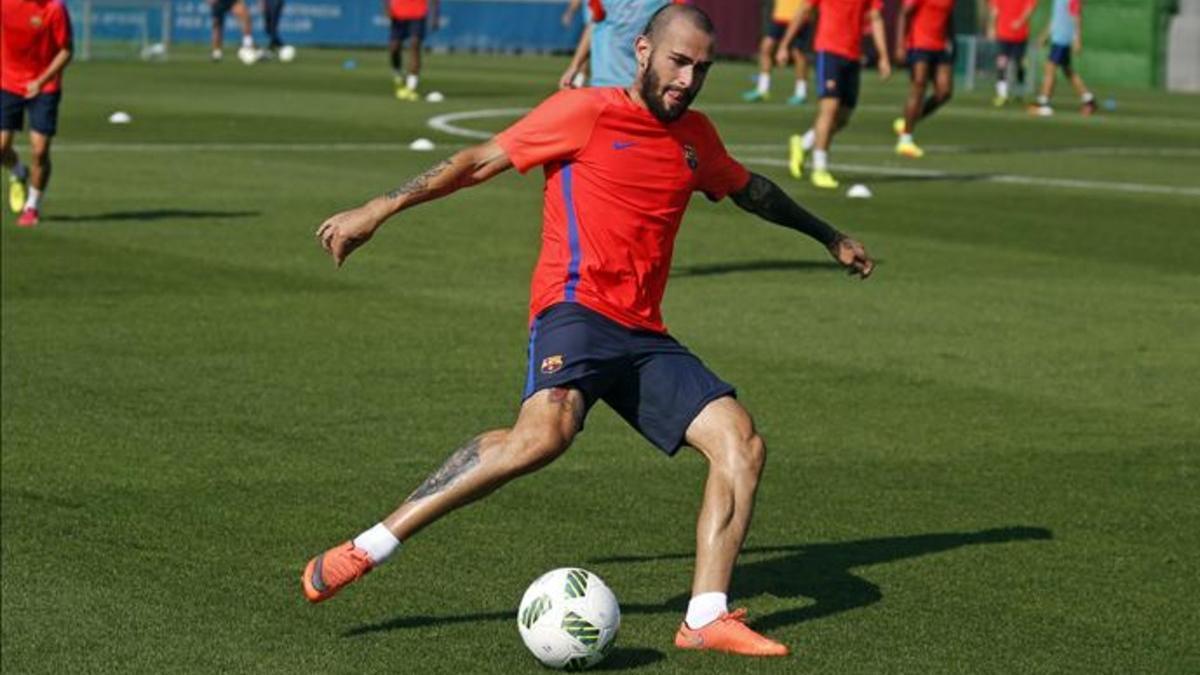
[316,140,513,267]
[730,172,875,279]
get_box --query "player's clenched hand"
[877,60,893,81]
[828,236,875,279]
[774,46,790,67]
[315,203,385,268]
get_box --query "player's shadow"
[674,259,847,277]
[604,526,1052,632]
[47,208,259,223]
[343,526,1050,641]
[841,172,997,185]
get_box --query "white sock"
[1081,92,1094,103]
[352,523,401,564]
[241,35,254,49]
[794,79,807,98]
[801,128,816,151]
[899,133,913,144]
[24,187,42,210]
[813,149,828,171]
[406,73,419,91]
[684,592,728,629]
[1036,94,1049,106]
[997,80,1009,98]
[756,72,770,95]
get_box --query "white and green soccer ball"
[517,568,620,670]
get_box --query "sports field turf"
[2,49,1198,673]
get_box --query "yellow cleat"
[992,95,1008,107]
[895,140,925,158]
[892,117,906,136]
[810,169,839,189]
[395,86,419,101]
[8,174,27,214]
[788,134,804,179]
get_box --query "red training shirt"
[0,0,72,96]
[990,0,1035,41]
[811,0,882,61]
[389,0,427,20]
[494,87,750,334]
[903,0,954,51]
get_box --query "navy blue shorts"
[390,18,426,42]
[814,51,861,108]
[1048,43,1071,67]
[211,0,240,19]
[523,303,736,456]
[907,47,953,70]
[767,20,813,52]
[997,39,1027,62]
[0,90,62,136]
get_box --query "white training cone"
[108,111,132,124]
[846,184,872,199]
[424,91,445,103]
[409,138,436,151]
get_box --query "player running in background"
[387,0,435,100]
[560,0,676,90]
[1031,0,1095,116]
[988,0,1035,106]
[891,0,954,159]
[1,0,73,228]
[743,0,813,105]
[303,5,874,657]
[208,0,258,63]
[778,0,890,189]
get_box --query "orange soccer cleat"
[673,609,790,657]
[301,541,374,603]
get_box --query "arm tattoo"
[386,158,454,201]
[730,172,842,247]
[406,436,482,500]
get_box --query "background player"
[988,0,1036,105]
[892,0,954,158]
[387,0,434,100]
[302,4,874,657]
[743,0,813,105]
[779,0,890,189]
[561,0,676,90]
[1031,0,1095,116]
[208,0,258,64]
[260,0,295,62]
[1,0,73,228]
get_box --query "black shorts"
[907,47,953,70]
[0,90,62,136]
[1048,43,1071,67]
[211,0,240,19]
[815,51,861,108]
[997,39,1027,61]
[766,20,813,52]
[390,17,426,42]
[523,303,736,455]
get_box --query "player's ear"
[634,35,651,70]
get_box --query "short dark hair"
[641,3,716,42]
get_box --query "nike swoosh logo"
[613,141,637,150]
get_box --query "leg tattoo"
[407,437,482,501]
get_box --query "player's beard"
[640,55,695,124]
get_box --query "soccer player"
[891,0,954,158]
[560,0,677,90]
[778,0,890,189]
[208,0,258,63]
[1030,0,1095,116]
[303,5,874,657]
[743,0,813,105]
[387,0,434,100]
[260,0,294,61]
[988,0,1036,106]
[1,0,73,228]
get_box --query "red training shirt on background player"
[1,0,73,97]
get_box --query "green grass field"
[2,48,1198,673]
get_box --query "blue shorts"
[997,39,1027,61]
[0,90,62,136]
[814,51,861,108]
[1048,43,1071,67]
[211,0,240,19]
[523,303,736,456]
[907,47,953,70]
[390,18,426,42]
[767,20,813,52]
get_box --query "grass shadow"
[673,259,848,277]
[343,526,1051,638]
[48,209,260,223]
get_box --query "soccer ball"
[517,568,619,670]
[237,46,260,65]
[278,45,296,63]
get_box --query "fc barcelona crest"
[541,355,564,374]
[682,144,698,171]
